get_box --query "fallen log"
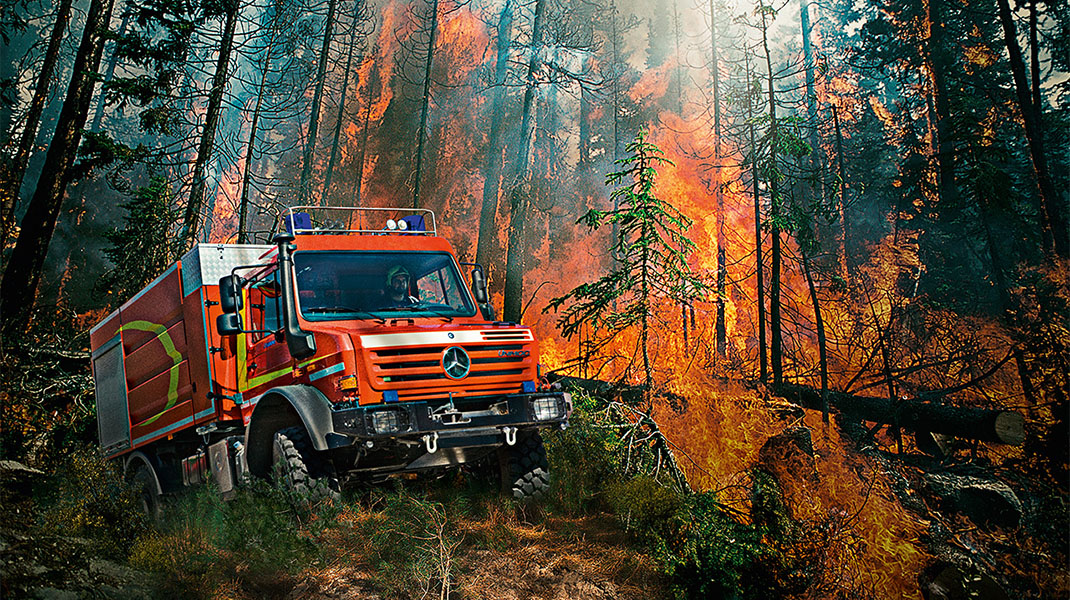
[774,384,1025,446]
[546,375,1026,446]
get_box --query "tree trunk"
[800,245,829,421]
[996,0,1067,258]
[353,56,380,206]
[180,0,239,246]
[89,10,131,132]
[323,20,360,206]
[411,0,439,209]
[747,52,767,383]
[775,383,1025,445]
[0,0,116,337]
[237,40,276,243]
[760,10,783,387]
[475,0,514,275]
[299,0,340,205]
[833,105,851,280]
[502,0,545,324]
[927,0,960,210]
[670,0,683,114]
[0,0,74,246]
[641,179,652,391]
[709,0,726,359]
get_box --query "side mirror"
[470,268,488,304]
[216,312,242,336]
[219,275,244,313]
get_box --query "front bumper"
[327,392,572,450]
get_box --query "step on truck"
[90,206,571,510]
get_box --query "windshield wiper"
[303,307,386,323]
[375,305,455,322]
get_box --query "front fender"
[244,384,336,477]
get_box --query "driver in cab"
[383,265,419,308]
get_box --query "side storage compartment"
[91,316,130,457]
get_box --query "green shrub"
[130,481,320,599]
[542,391,627,514]
[35,445,149,558]
[607,475,683,538]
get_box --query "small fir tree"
[98,177,177,302]
[547,130,705,390]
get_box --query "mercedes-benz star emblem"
[442,346,471,380]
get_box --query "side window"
[417,269,447,305]
[249,270,282,341]
[416,266,465,309]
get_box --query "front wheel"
[498,431,550,501]
[271,426,340,505]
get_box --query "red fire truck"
[90,207,571,510]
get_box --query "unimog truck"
[90,207,571,510]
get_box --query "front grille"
[367,339,534,400]
[481,330,533,342]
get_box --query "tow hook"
[422,432,439,454]
[503,426,517,446]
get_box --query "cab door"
[242,269,293,396]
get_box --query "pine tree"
[547,130,705,390]
[98,177,176,300]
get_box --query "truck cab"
[91,206,570,508]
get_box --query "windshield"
[293,251,476,321]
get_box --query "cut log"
[774,384,1026,446]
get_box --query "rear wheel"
[272,426,340,505]
[130,462,163,521]
[498,431,550,501]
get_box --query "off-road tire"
[272,426,341,505]
[130,462,163,522]
[499,431,550,501]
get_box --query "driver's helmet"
[386,265,410,286]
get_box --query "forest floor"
[0,458,666,600]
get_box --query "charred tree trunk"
[670,0,683,114]
[180,0,239,246]
[832,105,851,280]
[775,384,1026,446]
[353,57,380,206]
[502,0,545,324]
[578,15,593,172]
[237,41,277,243]
[323,26,359,205]
[926,0,960,211]
[0,0,116,337]
[709,0,726,359]
[800,246,829,421]
[411,0,439,209]
[996,0,1067,258]
[609,6,623,267]
[747,53,767,383]
[89,10,130,133]
[760,11,783,387]
[298,0,340,205]
[475,0,515,276]
[0,0,74,246]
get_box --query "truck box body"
[90,244,272,458]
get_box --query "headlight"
[532,396,562,421]
[370,409,404,434]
